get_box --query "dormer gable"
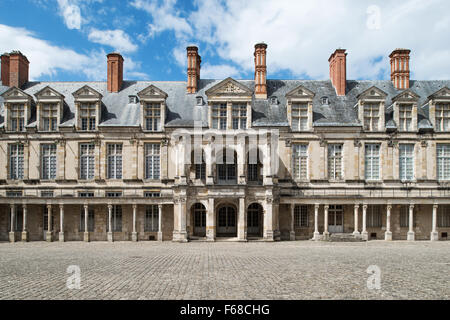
[205,77,252,98]
[1,87,33,132]
[1,86,33,102]
[392,89,420,103]
[34,86,65,132]
[138,85,167,132]
[427,87,450,101]
[35,86,65,100]
[72,85,103,101]
[285,85,315,100]
[356,86,387,101]
[137,84,168,101]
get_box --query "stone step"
[328,233,366,242]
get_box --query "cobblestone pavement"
[0,240,448,300]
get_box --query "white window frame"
[291,103,309,131]
[437,144,450,181]
[363,104,379,131]
[435,103,450,132]
[41,103,58,131]
[328,144,343,180]
[41,144,57,180]
[107,144,123,179]
[365,144,380,180]
[145,144,160,180]
[399,144,414,181]
[398,104,413,132]
[231,104,247,129]
[80,144,95,180]
[9,144,24,180]
[293,144,308,180]
[212,103,227,129]
[9,104,25,132]
[79,103,96,131]
[144,103,161,131]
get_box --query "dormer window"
[196,96,204,106]
[398,104,413,131]
[232,104,247,129]
[9,104,25,132]
[1,87,32,132]
[144,103,161,131]
[212,103,227,129]
[356,86,387,132]
[80,103,97,131]
[292,103,308,131]
[363,104,380,131]
[129,95,138,104]
[285,85,314,132]
[137,85,167,132]
[435,103,450,132]
[42,104,58,131]
[270,96,278,105]
[321,97,329,105]
[72,85,102,132]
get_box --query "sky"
[0,0,449,84]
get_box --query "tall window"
[399,144,414,181]
[194,151,206,180]
[108,205,122,232]
[438,206,450,227]
[107,144,122,179]
[145,205,159,231]
[292,104,308,131]
[399,104,413,131]
[328,144,343,180]
[217,150,236,182]
[144,103,161,131]
[363,104,379,131]
[232,104,247,129]
[437,144,450,180]
[80,104,96,131]
[9,104,25,131]
[365,144,380,180]
[293,144,308,180]
[79,208,95,232]
[145,144,160,179]
[42,104,58,131]
[400,206,416,228]
[435,103,450,132]
[9,205,23,232]
[9,144,24,180]
[367,206,382,228]
[212,103,227,129]
[247,149,262,182]
[294,205,308,228]
[41,144,57,180]
[80,144,95,180]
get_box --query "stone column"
[361,205,368,241]
[322,205,329,240]
[83,204,89,242]
[290,204,296,241]
[173,197,188,242]
[9,204,15,243]
[263,197,275,241]
[385,205,392,241]
[132,204,138,242]
[237,197,247,241]
[59,204,65,242]
[157,204,163,241]
[21,204,28,242]
[313,204,320,240]
[431,204,438,241]
[206,198,216,241]
[407,204,415,241]
[205,144,214,185]
[353,204,360,236]
[107,204,113,242]
[46,204,53,242]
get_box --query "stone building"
[0,44,449,243]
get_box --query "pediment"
[1,87,32,101]
[72,85,102,100]
[428,87,450,100]
[285,85,315,99]
[392,89,420,102]
[205,78,252,96]
[356,86,387,100]
[137,85,168,100]
[35,86,65,100]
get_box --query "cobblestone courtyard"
[0,241,448,300]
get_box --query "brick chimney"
[389,49,411,90]
[254,43,267,99]
[187,46,201,94]
[107,52,124,93]
[328,49,347,96]
[1,53,10,86]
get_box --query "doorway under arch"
[247,203,263,237]
[216,205,237,237]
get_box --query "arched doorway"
[192,203,206,236]
[217,206,237,237]
[247,203,263,237]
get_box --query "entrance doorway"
[328,205,344,233]
[217,206,237,237]
[193,203,206,237]
[247,203,263,237]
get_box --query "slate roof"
[0,79,449,129]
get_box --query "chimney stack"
[328,49,347,96]
[1,53,10,86]
[254,43,267,99]
[389,49,411,90]
[187,46,201,94]
[107,52,124,93]
[2,51,29,88]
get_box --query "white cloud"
[57,0,82,30]
[201,63,240,79]
[0,24,146,81]
[133,0,450,80]
[88,28,138,53]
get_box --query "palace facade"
[1,44,450,243]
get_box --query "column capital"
[362,204,368,210]
[324,204,329,210]
[83,203,89,210]
[132,204,137,210]
[433,204,439,210]
[46,204,52,210]
[10,203,16,209]
[158,204,163,210]
[22,203,27,209]
[354,204,360,209]
[409,203,415,210]
[386,204,392,211]
[314,204,320,210]
[107,204,113,210]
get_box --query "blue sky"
[0,0,449,83]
